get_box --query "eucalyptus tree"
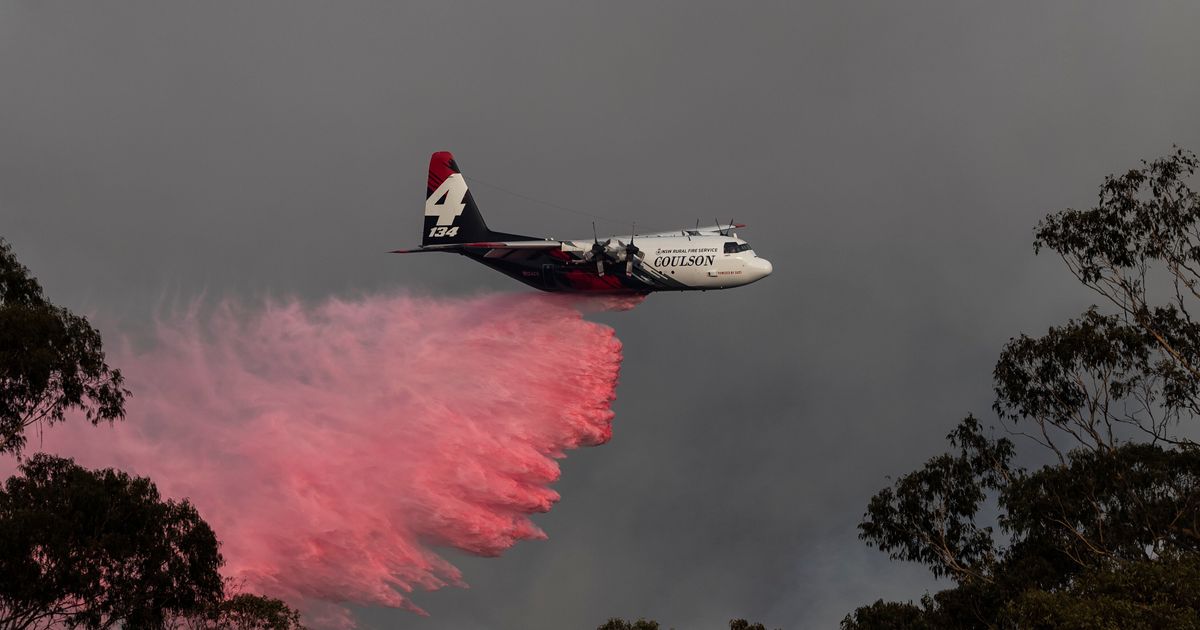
[0,239,127,455]
[845,149,1200,629]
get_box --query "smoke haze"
[20,292,627,626]
[7,3,1200,627]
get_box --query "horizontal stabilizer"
[391,240,562,254]
[460,240,563,249]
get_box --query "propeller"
[623,223,641,276]
[581,222,641,277]
[586,222,611,276]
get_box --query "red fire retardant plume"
[21,293,631,626]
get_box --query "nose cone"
[746,257,773,283]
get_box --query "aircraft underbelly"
[468,254,651,293]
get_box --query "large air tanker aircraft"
[393,152,773,294]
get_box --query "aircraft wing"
[638,223,747,238]
[390,240,564,254]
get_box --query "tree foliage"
[0,454,224,629]
[170,590,306,630]
[729,620,771,630]
[859,416,1014,583]
[846,149,1200,628]
[597,619,775,630]
[1006,555,1200,630]
[841,598,933,630]
[0,239,127,455]
[598,619,662,630]
[207,594,305,630]
[0,455,308,630]
[0,240,305,629]
[1030,147,1200,447]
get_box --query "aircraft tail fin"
[423,151,490,246]
[422,152,536,247]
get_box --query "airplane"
[392,151,773,294]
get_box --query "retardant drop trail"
[27,292,633,626]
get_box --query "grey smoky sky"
[4,2,1200,628]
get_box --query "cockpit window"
[725,242,753,253]
[737,243,752,252]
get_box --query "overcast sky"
[4,2,1200,628]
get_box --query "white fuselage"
[565,234,773,290]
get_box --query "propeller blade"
[597,258,605,276]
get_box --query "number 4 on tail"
[425,174,469,227]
